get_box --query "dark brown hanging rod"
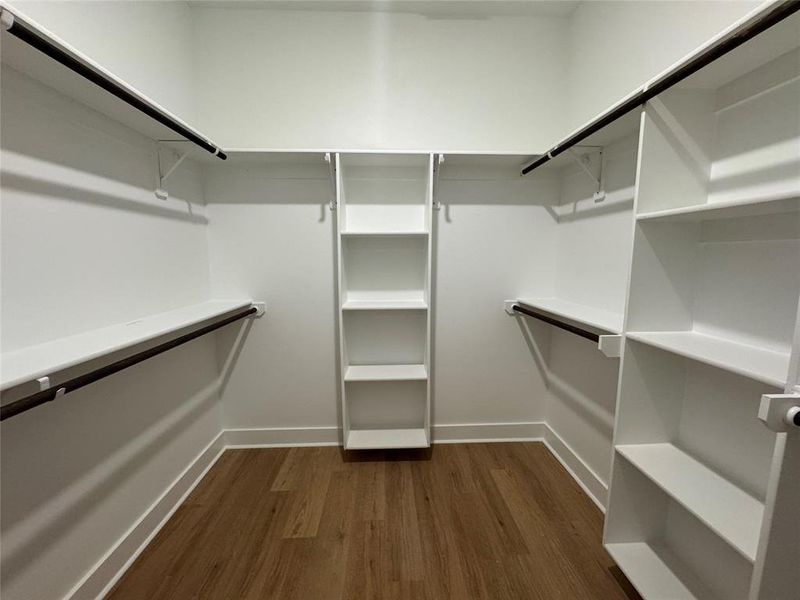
[0,306,256,423]
[0,9,227,160]
[521,0,800,176]
[511,304,600,343]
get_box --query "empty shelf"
[341,230,429,237]
[637,195,800,222]
[0,300,253,391]
[342,299,428,310]
[616,443,764,562]
[606,542,719,600]
[516,297,623,334]
[626,331,789,387]
[346,428,429,450]
[345,364,427,382]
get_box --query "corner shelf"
[606,542,719,600]
[516,297,623,334]
[0,300,254,393]
[616,443,764,562]
[626,330,789,388]
[346,428,428,450]
[344,364,427,382]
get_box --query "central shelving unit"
[335,153,434,450]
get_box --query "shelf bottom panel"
[606,542,719,600]
[346,428,429,450]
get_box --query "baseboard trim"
[432,421,545,443]
[224,426,340,447]
[72,420,602,599]
[542,424,608,512]
[66,431,227,600]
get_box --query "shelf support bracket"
[155,142,193,200]
[432,154,444,211]
[251,301,267,318]
[567,146,606,202]
[325,153,337,211]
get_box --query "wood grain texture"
[109,443,640,600]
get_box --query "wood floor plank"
[108,442,640,600]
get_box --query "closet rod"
[511,304,600,343]
[0,306,256,422]
[0,9,227,160]
[520,0,800,176]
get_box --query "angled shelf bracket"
[155,142,194,200]
[325,152,337,211]
[432,153,444,211]
[567,145,606,202]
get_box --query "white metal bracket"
[567,146,606,202]
[1,8,15,30]
[251,302,267,318]
[37,376,51,391]
[325,153,337,211]
[504,300,518,315]
[598,335,622,358]
[759,393,800,432]
[155,143,193,200]
[432,153,444,211]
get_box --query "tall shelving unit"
[604,16,800,600]
[335,153,434,450]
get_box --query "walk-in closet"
[1,1,798,599]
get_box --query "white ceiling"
[186,1,581,18]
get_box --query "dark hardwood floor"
[109,442,640,599]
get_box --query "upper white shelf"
[616,443,764,562]
[0,5,223,158]
[626,331,789,388]
[516,297,623,335]
[637,195,800,223]
[0,300,253,392]
[344,364,427,382]
[340,230,428,237]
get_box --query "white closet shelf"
[340,230,429,237]
[0,6,222,158]
[637,195,800,223]
[516,297,623,334]
[626,331,789,387]
[342,299,428,311]
[0,300,253,391]
[616,443,763,562]
[345,364,427,382]
[346,428,429,450]
[605,542,719,600]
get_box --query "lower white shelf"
[346,428,429,450]
[606,542,719,600]
[626,331,789,388]
[616,443,763,562]
[342,299,428,310]
[345,364,427,382]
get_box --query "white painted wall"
[192,6,569,152]
[0,67,222,600]
[6,0,198,121]
[566,0,763,132]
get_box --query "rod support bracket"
[759,393,800,432]
[433,154,444,211]
[1,8,15,30]
[155,142,193,200]
[568,146,606,202]
[598,335,622,358]
[504,300,518,316]
[325,153,337,211]
[251,302,266,318]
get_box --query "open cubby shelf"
[337,153,433,449]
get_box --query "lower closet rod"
[0,306,258,422]
[511,304,600,343]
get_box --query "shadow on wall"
[0,335,229,596]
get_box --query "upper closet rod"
[0,8,227,160]
[511,304,599,343]
[521,0,800,176]
[0,306,256,422]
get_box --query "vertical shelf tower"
[335,153,434,450]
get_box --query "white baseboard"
[224,426,340,447]
[432,421,545,443]
[72,420,602,599]
[542,424,608,512]
[67,431,227,600]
